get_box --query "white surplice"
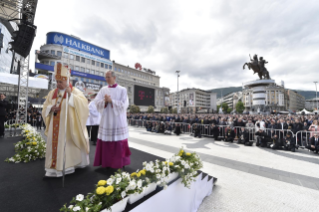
[86,101,101,126]
[94,85,129,142]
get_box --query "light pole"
[176,70,180,113]
[314,81,318,111]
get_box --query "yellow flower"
[178,150,184,156]
[105,185,114,195]
[26,142,30,145]
[97,180,107,186]
[32,142,37,146]
[96,186,106,195]
[169,162,174,166]
[136,172,141,178]
[33,137,36,141]
[139,169,146,176]
[164,161,168,164]
[186,152,191,156]
[131,172,137,177]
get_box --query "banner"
[72,80,102,97]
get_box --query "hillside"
[208,87,316,100]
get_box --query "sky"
[30,0,319,92]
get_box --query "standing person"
[0,93,8,137]
[86,93,101,145]
[42,64,90,177]
[36,114,43,130]
[93,71,131,169]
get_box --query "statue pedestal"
[242,79,284,114]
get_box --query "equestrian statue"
[243,54,271,80]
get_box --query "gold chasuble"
[42,64,90,177]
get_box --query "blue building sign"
[46,32,110,60]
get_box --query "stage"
[0,136,214,212]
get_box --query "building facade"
[305,97,319,111]
[217,91,242,111]
[35,32,169,111]
[285,90,305,112]
[169,88,217,113]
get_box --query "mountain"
[208,87,316,100]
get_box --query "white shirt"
[86,101,101,126]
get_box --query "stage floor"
[0,136,167,212]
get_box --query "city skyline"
[31,0,319,92]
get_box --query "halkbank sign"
[46,32,110,60]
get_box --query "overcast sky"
[31,0,319,92]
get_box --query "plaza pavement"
[128,126,319,212]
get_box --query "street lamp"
[176,70,180,113]
[314,81,318,111]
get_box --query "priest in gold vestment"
[42,63,90,177]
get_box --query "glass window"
[45,50,49,53]
[91,79,94,83]
[96,62,100,67]
[91,60,95,65]
[51,50,55,55]
[114,67,117,71]
[101,63,104,68]
[109,65,112,70]
[57,51,62,57]
[75,66,79,71]
[86,69,90,73]
[76,56,80,62]
[50,61,55,66]
[44,61,49,64]
[81,67,85,72]
[90,70,95,74]
[63,53,68,58]
[100,72,104,76]
[86,59,90,64]
[81,57,85,63]
[69,54,74,60]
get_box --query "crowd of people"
[127,113,319,154]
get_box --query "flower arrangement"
[4,123,23,129]
[5,124,46,163]
[60,147,203,212]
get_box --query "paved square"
[128,126,319,212]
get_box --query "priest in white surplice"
[42,63,90,177]
[93,71,131,168]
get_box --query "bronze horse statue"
[243,54,271,80]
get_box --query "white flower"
[163,185,168,190]
[156,174,161,179]
[121,191,126,198]
[184,164,190,169]
[142,161,147,166]
[75,194,84,201]
[116,174,121,178]
[73,206,81,211]
[145,177,150,183]
[156,169,161,173]
[25,154,28,157]
[68,205,74,209]
[145,164,152,171]
[128,181,136,190]
[85,207,90,212]
[98,202,102,205]
[137,180,142,188]
[150,168,154,173]
[181,160,186,166]
[161,173,165,178]
[107,178,114,185]
[181,169,184,172]
[116,177,122,184]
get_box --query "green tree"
[227,108,232,114]
[217,105,221,113]
[129,105,140,113]
[160,107,169,113]
[221,102,229,113]
[147,105,154,113]
[171,108,177,114]
[235,101,245,114]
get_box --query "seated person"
[164,123,172,134]
[283,132,296,152]
[193,123,202,138]
[224,126,235,142]
[255,129,270,147]
[308,133,319,154]
[269,134,282,150]
[210,124,220,141]
[238,127,253,146]
[158,122,165,133]
[174,124,181,136]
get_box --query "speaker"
[9,22,37,58]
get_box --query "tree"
[171,108,177,114]
[235,101,245,114]
[130,105,140,113]
[160,107,169,113]
[217,105,221,113]
[221,102,229,113]
[227,108,232,114]
[147,105,154,113]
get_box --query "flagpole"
[62,71,70,188]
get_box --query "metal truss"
[0,0,38,24]
[16,55,29,124]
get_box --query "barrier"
[295,131,311,148]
